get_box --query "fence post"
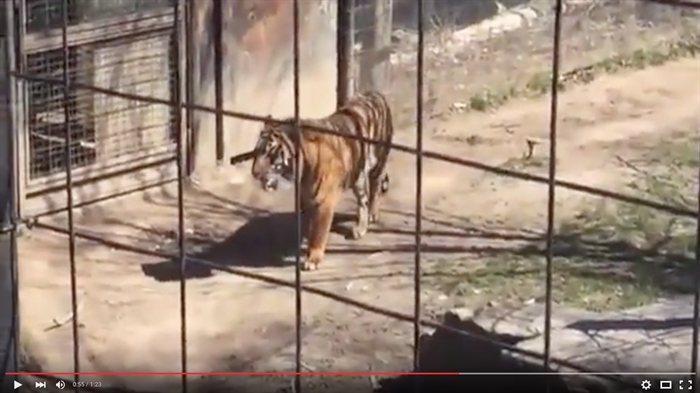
[184,0,195,177]
[336,0,354,108]
[0,180,18,388]
[0,0,19,384]
[358,0,392,92]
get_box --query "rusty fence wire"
[2,0,700,392]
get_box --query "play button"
[14,381,22,390]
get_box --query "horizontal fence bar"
[8,71,697,220]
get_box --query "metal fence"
[1,0,699,392]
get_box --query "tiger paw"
[349,225,368,240]
[301,260,319,271]
[301,252,321,271]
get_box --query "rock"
[438,299,699,374]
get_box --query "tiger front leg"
[350,170,371,240]
[298,197,312,245]
[303,195,338,271]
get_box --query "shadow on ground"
[139,211,358,281]
[104,180,696,296]
[386,207,698,297]
[136,197,696,296]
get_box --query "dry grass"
[558,132,699,290]
[468,39,700,112]
[424,130,699,312]
[426,255,662,311]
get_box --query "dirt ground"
[17,58,699,391]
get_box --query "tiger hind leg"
[368,171,389,224]
[350,165,371,240]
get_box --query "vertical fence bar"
[60,0,80,388]
[0,149,18,389]
[13,0,25,217]
[543,0,564,377]
[173,0,188,392]
[692,146,700,383]
[336,0,353,109]
[0,0,19,385]
[413,0,425,381]
[184,0,195,176]
[213,0,224,163]
[292,0,302,392]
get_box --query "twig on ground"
[525,137,543,159]
[614,154,646,174]
[45,298,84,332]
[300,361,316,372]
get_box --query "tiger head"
[251,118,296,192]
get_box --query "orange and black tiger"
[247,91,394,271]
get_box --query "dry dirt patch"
[15,59,700,384]
[419,58,699,312]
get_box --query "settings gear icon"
[641,380,652,390]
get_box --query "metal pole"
[184,0,195,176]
[543,0,564,385]
[414,0,425,388]
[173,0,188,392]
[292,0,302,392]
[213,0,224,163]
[336,0,353,109]
[0,0,19,387]
[60,0,80,389]
[691,126,700,391]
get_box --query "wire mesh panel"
[25,0,172,31]
[26,47,93,179]
[21,1,178,193]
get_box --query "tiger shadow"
[141,211,356,282]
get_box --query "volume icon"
[55,381,65,390]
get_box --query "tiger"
[248,91,394,271]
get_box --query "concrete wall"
[189,0,338,183]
